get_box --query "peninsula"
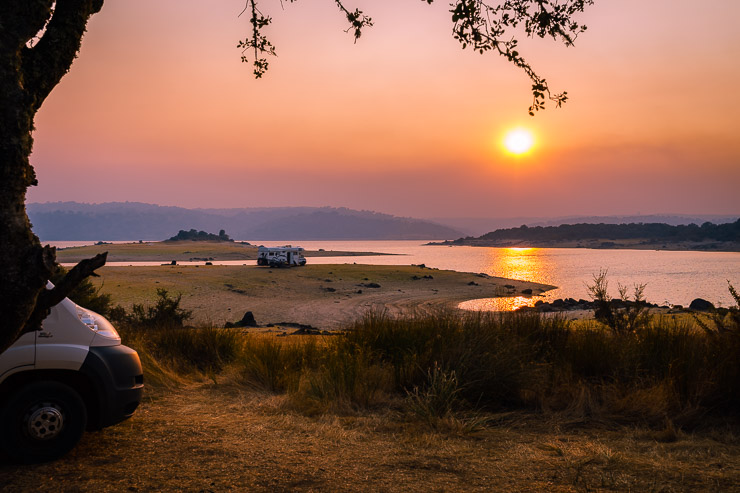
[54,240,394,263]
[430,220,740,251]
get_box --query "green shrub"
[115,289,193,330]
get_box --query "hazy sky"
[27,0,740,219]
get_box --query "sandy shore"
[55,240,395,263]
[91,264,555,330]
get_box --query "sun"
[503,128,535,155]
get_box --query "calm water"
[49,240,740,310]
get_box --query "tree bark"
[0,0,104,353]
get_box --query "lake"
[50,240,740,310]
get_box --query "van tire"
[0,381,88,463]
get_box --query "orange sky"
[27,0,740,218]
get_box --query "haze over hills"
[27,202,463,241]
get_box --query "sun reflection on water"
[459,247,556,312]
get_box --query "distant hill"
[432,220,740,251]
[27,202,462,241]
[427,214,740,237]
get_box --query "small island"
[165,229,235,242]
[430,219,740,251]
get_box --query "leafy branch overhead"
[238,0,593,114]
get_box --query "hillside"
[432,220,740,251]
[27,202,462,241]
[427,214,740,236]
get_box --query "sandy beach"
[91,264,555,330]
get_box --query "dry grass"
[1,382,738,492]
[5,275,737,490]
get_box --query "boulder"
[689,298,715,311]
[225,311,257,328]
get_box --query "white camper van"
[0,285,143,462]
[257,246,307,267]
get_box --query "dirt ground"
[1,383,738,492]
[90,264,554,329]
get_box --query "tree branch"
[20,0,103,112]
[0,0,55,52]
[23,251,108,332]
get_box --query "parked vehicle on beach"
[257,245,307,267]
[0,284,144,462]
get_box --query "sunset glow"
[24,0,740,218]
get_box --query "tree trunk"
[0,50,54,351]
[0,0,104,354]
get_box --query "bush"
[113,290,234,375]
[587,270,650,334]
[116,289,193,330]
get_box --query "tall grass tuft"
[290,337,392,414]
[236,335,320,392]
[150,326,241,373]
[405,362,461,423]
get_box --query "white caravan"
[257,246,307,267]
[0,284,144,462]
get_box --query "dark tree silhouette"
[0,0,592,353]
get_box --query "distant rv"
[257,246,307,267]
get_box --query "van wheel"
[0,381,87,463]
